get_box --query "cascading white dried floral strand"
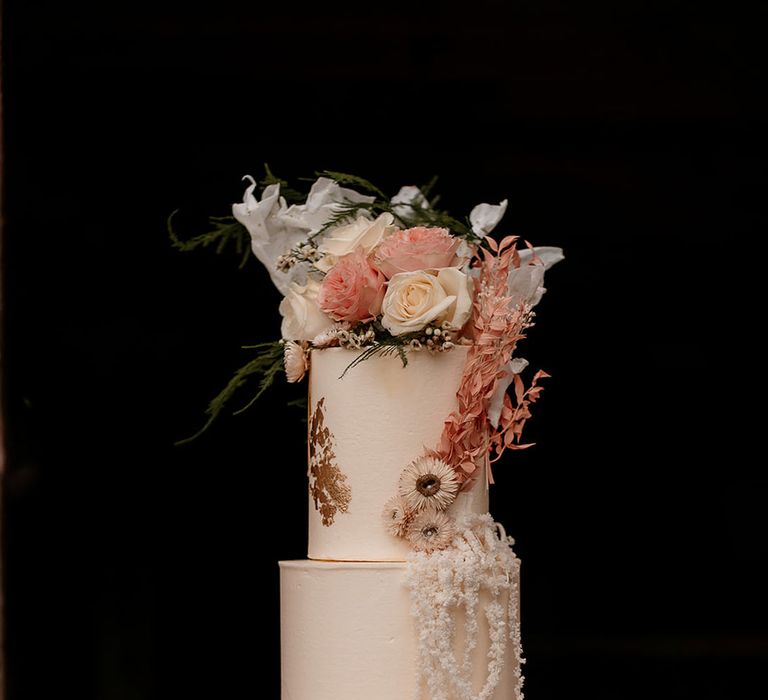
[404,513,525,700]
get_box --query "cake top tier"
[307,346,491,562]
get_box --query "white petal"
[279,280,334,341]
[391,186,429,220]
[518,246,564,270]
[436,267,473,330]
[241,174,258,210]
[318,212,394,259]
[313,253,337,273]
[232,181,310,295]
[507,246,564,310]
[509,357,529,375]
[507,263,545,308]
[282,177,375,234]
[487,358,528,428]
[469,199,508,236]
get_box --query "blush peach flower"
[318,248,386,322]
[374,226,460,278]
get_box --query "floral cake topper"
[171,169,563,508]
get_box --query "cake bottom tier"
[279,559,521,700]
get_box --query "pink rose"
[318,248,386,322]
[374,226,460,278]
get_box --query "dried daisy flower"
[398,456,460,513]
[283,341,308,383]
[407,509,456,553]
[311,322,350,349]
[381,496,413,537]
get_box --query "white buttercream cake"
[280,349,522,700]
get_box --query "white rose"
[279,279,334,341]
[381,268,473,336]
[315,212,396,272]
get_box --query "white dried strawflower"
[398,456,460,513]
[381,495,413,537]
[283,341,308,383]
[406,509,456,553]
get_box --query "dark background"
[2,1,766,699]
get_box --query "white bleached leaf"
[391,186,429,220]
[232,176,375,295]
[518,245,564,270]
[469,199,508,236]
[487,358,529,428]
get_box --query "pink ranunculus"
[374,226,460,279]
[318,248,386,322]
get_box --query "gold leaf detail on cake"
[308,397,351,526]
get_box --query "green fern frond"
[261,162,284,187]
[287,396,309,423]
[338,334,423,378]
[232,343,286,416]
[395,200,479,243]
[175,341,284,445]
[310,200,386,240]
[167,210,252,268]
[318,170,387,199]
[420,175,439,201]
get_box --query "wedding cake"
[172,169,562,700]
[281,347,519,700]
